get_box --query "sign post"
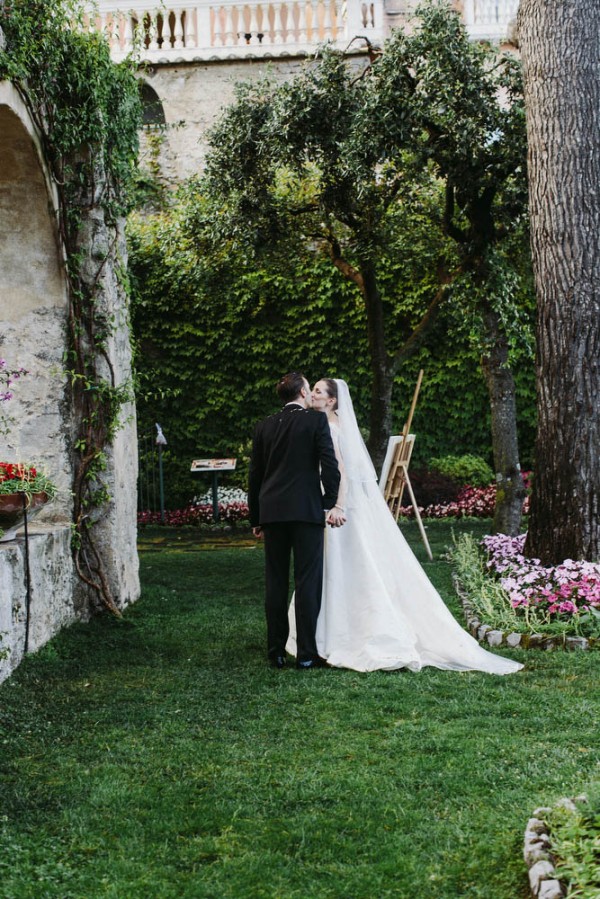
[190,459,237,522]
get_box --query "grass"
[0,519,598,898]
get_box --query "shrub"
[546,790,600,899]
[404,468,462,507]
[429,454,494,487]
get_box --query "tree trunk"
[480,303,526,536]
[519,0,600,563]
[361,262,394,473]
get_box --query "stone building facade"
[90,0,519,183]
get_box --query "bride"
[287,378,523,675]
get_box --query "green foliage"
[0,0,141,214]
[199,0,533,468]
[128,0,536,502]
[128,200,535,507]
[430,454,494,487]
[128,203,369,503]
[546,791,600,899]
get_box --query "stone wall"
[0,83,73,523]
[0,528,74,682]
[0,80,140,683]
[70,193,140,612]
[139,55,369,184]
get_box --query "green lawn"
[0,520,597,898]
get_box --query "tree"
[204,50,456,472]
[202,3,531,531]
[401,8,530,533]
[519,0,600,563]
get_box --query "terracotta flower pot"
[0,492,49,542]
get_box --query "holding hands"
[326,505,346,528]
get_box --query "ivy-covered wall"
[0,0,142,613]
[128,214,536,507]
[0,1,142,681]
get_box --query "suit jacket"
[249,404,340,526]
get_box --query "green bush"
[429,454,494,487]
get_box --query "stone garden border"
[453,574,597,652]
[523,805,566,899]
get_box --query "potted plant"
[0,462,58,542]
[0,362,58,540]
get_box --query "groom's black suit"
[249,404,340,663]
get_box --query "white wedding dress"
[286,381,523,675]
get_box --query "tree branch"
[391,265,463,371]
[443,181,468,244]
[327,233,364,289]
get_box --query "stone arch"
[0,78,139,682]
[139,80,166,126]
[0,82,72,523]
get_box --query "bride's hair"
[322,378,338,409]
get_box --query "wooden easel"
[381,370,433,561]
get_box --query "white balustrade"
[86,0,516,62]
[463,0,519,39]
[85,0,381,61]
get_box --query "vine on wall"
[0,0,142,613]
[127,204,536,507]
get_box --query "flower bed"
[146,479,531,526]
[138,501,250,528]
[452,532,600,645]
[482,533,600,626]
[398,484,531,519]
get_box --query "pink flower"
[482,532,600,620]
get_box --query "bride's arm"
[330,425,348,512]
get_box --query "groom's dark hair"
[276,372,306,403]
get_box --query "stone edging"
[523,806,565,898]
[453,574,596,652]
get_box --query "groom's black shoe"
[269,655,287,669]
[296,656,329,670]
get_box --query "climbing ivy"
[0,0,142,613]
[127,197,536,507]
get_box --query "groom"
[249,372,344,669]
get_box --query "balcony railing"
[462,0,519,40]
[85,1,383,63]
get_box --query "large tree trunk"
[519,0,600,564]
[480,303,526,536]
